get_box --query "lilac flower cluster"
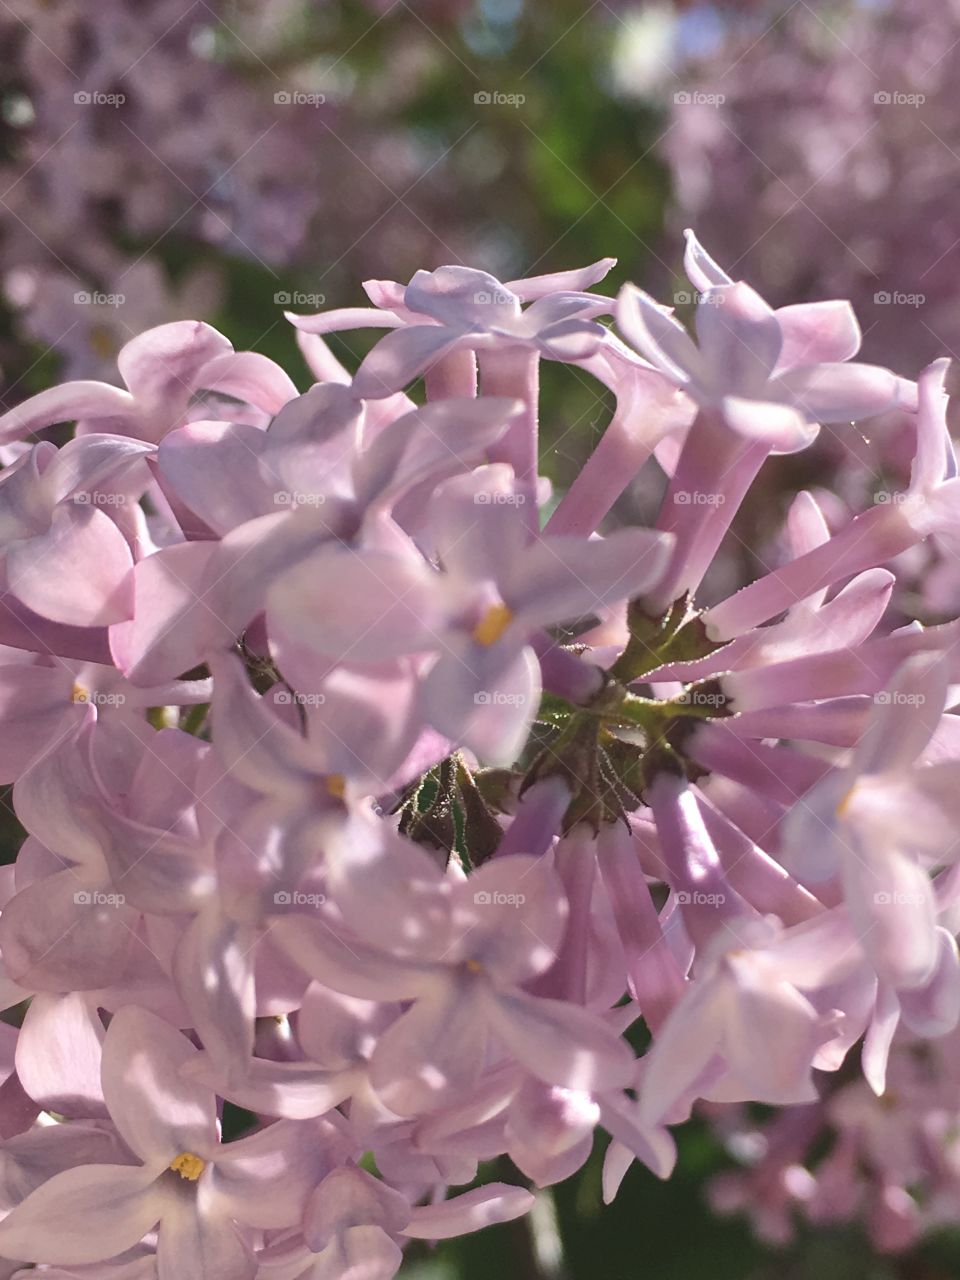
[0,233,955,1276]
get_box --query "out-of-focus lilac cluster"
[0,236,956,1275]
[664,0,960,376]
[709,1019,960,1253]
[0,0,479,384]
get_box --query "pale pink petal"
[15,993,106,1118]
[486,988,635,1093]
[7,505,134,627]
[405,1184,534,1239]
[117,321,232,412]
[774,362,901,423]
[616,285,700,384]
[194,351,298,415]
[0,384,137,445]
[774,301,861,370]
[369,981,488,1116]
[0,1164,162,1265]
[101,1006,216,1166]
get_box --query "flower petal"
[0,1164,162,1266]
[487,989,635,1093]
[7,505,134,627]
[101,1006,216,1165]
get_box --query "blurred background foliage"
[1,0,959,1275]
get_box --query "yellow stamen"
[465,958,483,974]
[71,683,90,704]
[169,1152,206,1181]
[835,784,857,819]
[88,324,118,361]
[471,603,513,647]
[326,774,346,799]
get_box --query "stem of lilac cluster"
[532,633,606,704]
[643,409,768,616]
[544,404,656,537]
[595,820,686,1031]
[479,347,540,533]
[703,503,918,641]
[645,771,749,949]
[549,825,598,1004]
[497,775,571,859]
[425,349,478,400]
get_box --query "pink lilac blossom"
[0,232,955,1275]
